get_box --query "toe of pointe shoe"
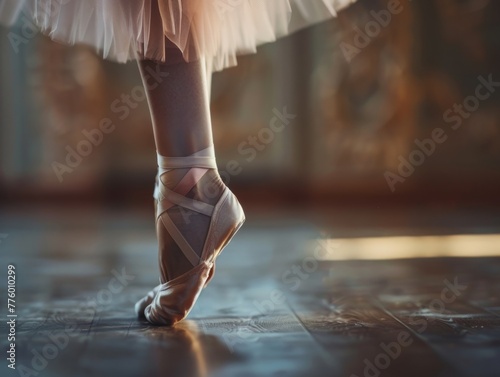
[135,285,161,318]
[143,262,212,326]
[135,297,150,318]
[144,303,182,326]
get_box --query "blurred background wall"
[1,0,500,210]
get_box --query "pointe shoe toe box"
[143,261,212,326]
[135,285,161,318]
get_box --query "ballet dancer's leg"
[134,44,245,325]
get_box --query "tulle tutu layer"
[0,0,355,71]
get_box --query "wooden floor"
[1,207,500,377]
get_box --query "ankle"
[189,169,225,205]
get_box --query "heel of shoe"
[203,189,244,260]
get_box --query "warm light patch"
[314,234,500,260]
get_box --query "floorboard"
[0,208,499,377]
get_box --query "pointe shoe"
[136,148,245,325]
[134,283,160,318]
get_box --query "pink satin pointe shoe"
[135,147,245,326]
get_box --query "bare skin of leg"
[138,49,213,157]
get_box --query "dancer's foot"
[135,146,245,325]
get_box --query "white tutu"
[0,0,355,71]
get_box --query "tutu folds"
[0,0,355,71]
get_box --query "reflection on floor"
[0,207,499,377]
